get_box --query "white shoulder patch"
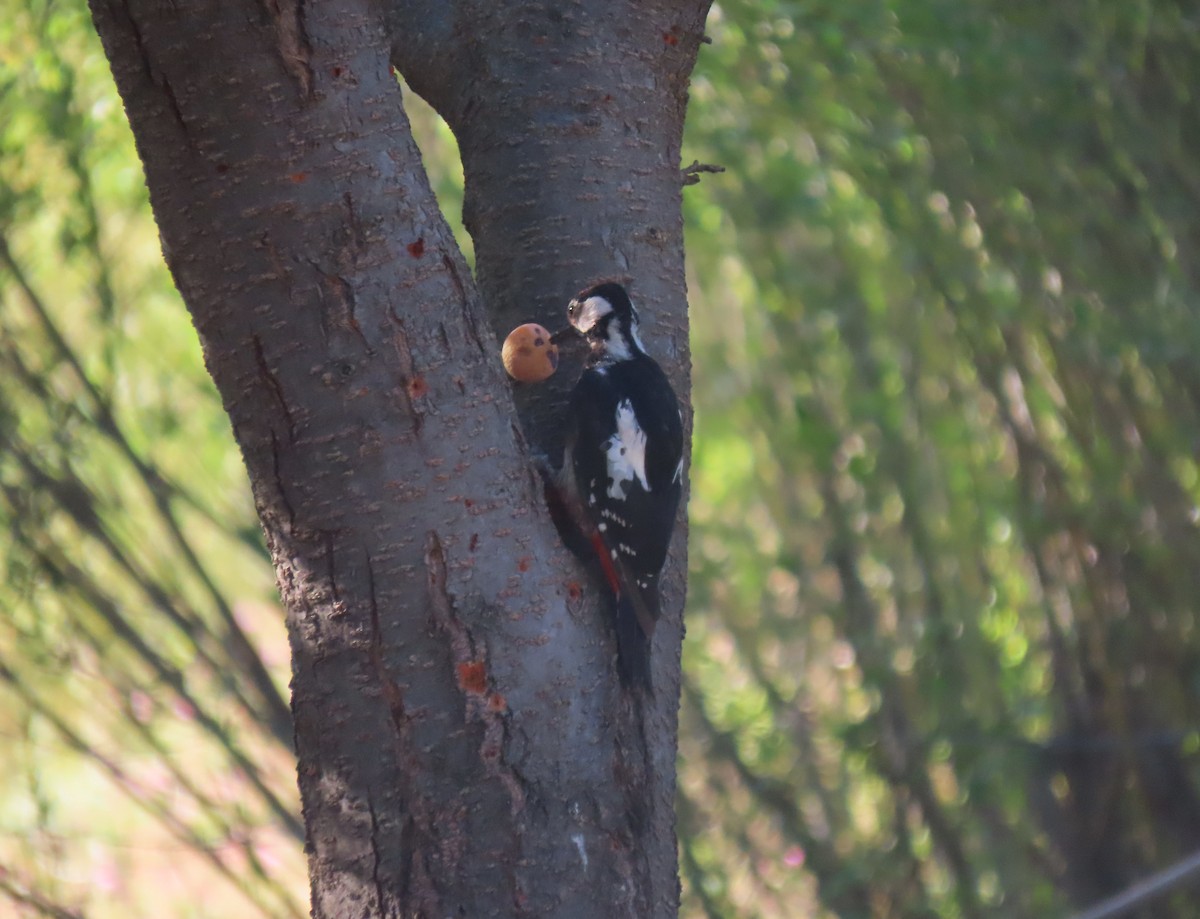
[603,399,650,499]
[603,320,633,361]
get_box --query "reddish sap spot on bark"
[331,65,344,78]
[389,64,398,76]
[487,693,507,712]
[407,237,426,258]
[469,533,479,552]
[463,498,474,508]
[517,556,532,572]
[456,661,487,694]
[663,31,679,45]
[289,172,309,183]
[567,581,583,601]
[215,163,230,174]
[408,375,428,399]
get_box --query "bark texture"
[89,0,709,915]
[389,4,711,909]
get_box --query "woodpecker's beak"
[549,326,582,345]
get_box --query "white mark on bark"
[572,833,589,870]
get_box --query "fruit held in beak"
[501,323,559,382]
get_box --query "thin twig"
[0,875,85,919]
[1069,848,1200,919]
[0,661,306,919]
[0,238,292,739]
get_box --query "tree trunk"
[88,1,709,916]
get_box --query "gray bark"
[88,0,709,916]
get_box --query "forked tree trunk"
[88,1,710,915]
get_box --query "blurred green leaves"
[1,3,304,916]
[680,0,1200,916]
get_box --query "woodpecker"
[555,281,683,689]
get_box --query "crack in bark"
[610,742,649,917]
[267,429,297,527]
[424,531,527,816]
[310,262,371,353]
[341,191,366,261]
[398,813,416,910]
[365,551,444,917]
[261,0,314,98]
[384,311,425,436]
[631,693,659,914]
[365,551,410,747]
[441,253,488,358]
[253,333,297,441]
[424,530,473,660]
[116,1,193,144]
[323,530,340,608]
[366,792,388,918]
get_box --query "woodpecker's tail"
[582,529,660,690]
[615,583,659,691]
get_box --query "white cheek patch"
[603,399,650,499]
[570,295,613,333]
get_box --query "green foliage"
[0,3,304,916]
[680,1,1200,916]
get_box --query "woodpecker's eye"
[568,301,576,316]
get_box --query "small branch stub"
[681,160,725,186]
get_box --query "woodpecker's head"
[565,281,646,362]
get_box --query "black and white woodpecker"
[551,281,683,689]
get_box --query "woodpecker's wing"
[568,359,683,585]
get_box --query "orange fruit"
[502,323,559,382]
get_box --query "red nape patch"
[407,237,426,258]
[456,661,487,694]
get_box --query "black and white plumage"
[558,281,683,689]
